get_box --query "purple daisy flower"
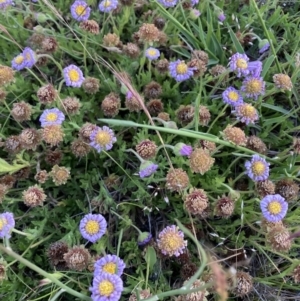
[70,0,91,21]
[241,76,265,100]
[90,273,123,301]
[157,0,178,7]
[98,0,118,12]
[145,47,160,61]
[0,0,12,9]
[94,255,126,276]
[89,126,117,153]
[23,47,37,69]
[222,87,244,107]
[259,39,270,54]
[39,108,65,127]
[63,64,85,87]
[229,53,250,78]
[173,143,193,157]
[190,0,199,7]
[248,61,262,78]
[79,213,107,243]
[11,53,27,71]
[139,161,158,178]
[169,60,194,82]
[218,13,226,22]
[0,212,15,239]
[260,194,288,222]
[245,154,270,182]
[157,225,187,257]
[232,103,259,125]
[190,9,201,19]
[138,232,152,246]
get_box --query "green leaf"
[0,153,30,175]
[227,26,244,53]
[144,246,157,272]
[262,55,275,78]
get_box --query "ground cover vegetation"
[0,0,300,300]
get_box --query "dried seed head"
[79,123,97,142]
[45,149,63,166]
[101,92,121,117]
[154,17,166,30]
[157,112,170,121]
[146,99,163,116]
[198,140,216,153]
[246,136,267,154]
[28,33,45,48]
[293,137,300,155]
[0,184,8,203]
[64,245,91,271]
[62,97,81,115]
[215,196,235,218]
[189,148,215,175]
[4,135,22,154]
[82,77,100,94]
[180,263,198,281]
[42,125,64,147]
[36,53,48,67]
[0,175,16,189]
[19,128,41,150]
[22,185,46,207]
[275,179,299,202]
[157,31,168,45]
[199,105,211,126]
[11,101,32,122]
[267,225,292,252]
[123,43,141,58]
[37,84,57,105]
[0,261,6,282]
[136,139,157,160]
[155,58,169,73]
[256,180,275,197]
[0,65,14,86]
[188,59,207,77]
[166,168,190,192]
[184,188,208,215]
[137,23,160,43]
[41,37,58,52]
[273,73,293,91]
[47,241,69,266]
[144,81,162,99]
[71,139,91,157]
[222,125,247,146]
[79,20,100,35]
[14,167,31,180]
[182,279,209,301]
[293,265,300,283]
[34,170,49,184]
[103,33,120,47]
[261,218,284,233]
[0,89,7,102]
[125,93,143,112]
[49,165,70,186]
[129,289,152,301]
[176,105,194,126]
[209,64,227,76]
[191,50,209,65]
[232,271,253,297]
[104,174,121,190]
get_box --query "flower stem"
[111,209,142,235]
[37,54,63,72]
[125,148,145,163]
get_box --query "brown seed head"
[157,31,168,45]
[36,53,48,67]
[42,125,64,147]
[136,139,157,160]
[182,279,209,301]
[198,140,216,153]
[154,17,166,30]
[14,167,31,180]
[125,93,143,112]
[166,168,189,192]
[261,218,284,233]
[176,105,194,125]
[209,64,227,76]
[45,149,63,165]
[11,101,32,122]
[155,58,169,73]
[101,92,121,117]
[64,245,91,271]
[293,265,300,283]
[191,50,209,65]
[79,123,97,142]
[232,271,253,297]
[222,125,247,146]
[49,165,70,186]
[47,241,69,266]
[4,135,22,154]
[180,263,198,281]
[137,23,160,43]
[19,128,41,150]
[22,185,46,207]
[37,84,57,105]
[123,43,140,59]
[215,196,235,218]
[103,33,120,47]
[273,73,293,91]
[146,99,164,116]
[188,59,207,77]
[129,289,152,301]
[62,97,81,115]
[144,81,162,99]
[0,261,6,282]
[275,179,299,202]
[199,105,211,126]
[0,65,14,86]
[34,170,49,184]
[246,136,267,154]
[157,112,170,121]
[256,180,275,197]
[0,175,16,189]
[184,188,208,215]
[82,77,100,94]
[0,89,7,102]
[71,139,91,157]
[104,174,121,190]
[0,184,8,203]
[41,37,58,52]
[267,225,292,252]
[28,33,45,48]
[189,148,215,175]
[79,20,100,35]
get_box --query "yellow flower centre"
[85,220,100,235]
[251,161,265,176]
[176,62,188,75]
[103,0,111,7]
[243,104,255,117]
[102,262,117,274]
[147,49,157,57]
[98,280,114,296]
[0,218,7,231]
[236,58,248,69]
[228,91,239,101]
[161,233,182,252]
[46,112,58,122]
[75,5,86,16]
[246,79,262,93]
[268,201,282,215]
[68,69,80,82]
[95,131,111,146]
[15,55,24,65]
